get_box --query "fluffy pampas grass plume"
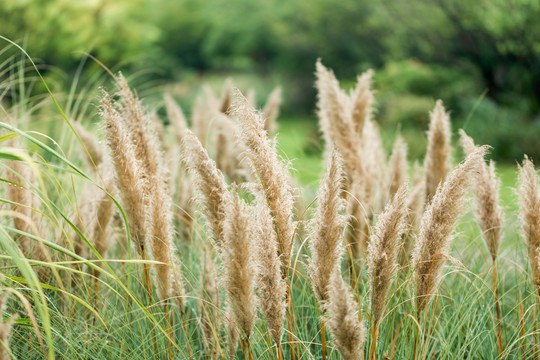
[181,129,230,249]
[309,148,346,304]
[222,186,257,341]
[326,270,365,360]
[412,146,486,314]
[231,89,296,276]
[99,90,148,255]
[424,100,452,202]
[518,156,540,292]
[254,190,287,353]
[367,185,408,359]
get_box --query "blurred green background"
[2,0,540,162]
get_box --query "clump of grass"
[6,52,540,360]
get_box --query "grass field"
[1,62,539,360]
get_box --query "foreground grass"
[0,55,538,359]
[2,116,536,359]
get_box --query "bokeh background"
[2,0,540,163]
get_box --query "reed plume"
[315,60,363,179]
[460,130,503,260]
[424,100,452,202]
[349,69,374,139]
[200,252,220,358]
[176,170,195,238]
[326,270,365,360]
[164,94,196,235]
[203,84,220,112]
[518,156,540,291]
[181,129,230,249]
[246,88,256,107]
[408,161,426,235]
[412,146,486,314]
[192,95,210,147]
[115,75,162,195]
[460,131,504,354]
[99,90,147,255]
[90,163,116,277]
[232,90,296,276]
[72,162,115,264]
[367,185,408,359]
[368,185,408,325]
[149,166,175,303]
[164,93,189,145]
[400,161,425,266]
[309,149,346,304]
[362,119,387,212]
[222,186,257,340]
[315,60,375,287]
[262,86,282,134]
[388,135,408,199]
[219,78,234,114]
[213,112,244,182]
[254,190,287,348]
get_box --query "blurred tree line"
[1,0,540,160]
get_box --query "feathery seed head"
[309,148,347,304]
[367,185,408,324]
[424,100,452,202]
[181,129,230,249]
[326,271,365,360]
[231,89,296,274]
[413,146,486,313]
[222,186,257,338]
[518,156,540,288]
[460,130,503,260]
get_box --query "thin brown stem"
[535,299,539,360]
[287,292,296,360]
[247,337,253,360]
[492,258,503,355]
[413,310,422,360]
[320,318,327,360]
[277,341,284,360]
[421,304,430,360]
[166,304,173,359]
[370,322,379,360]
